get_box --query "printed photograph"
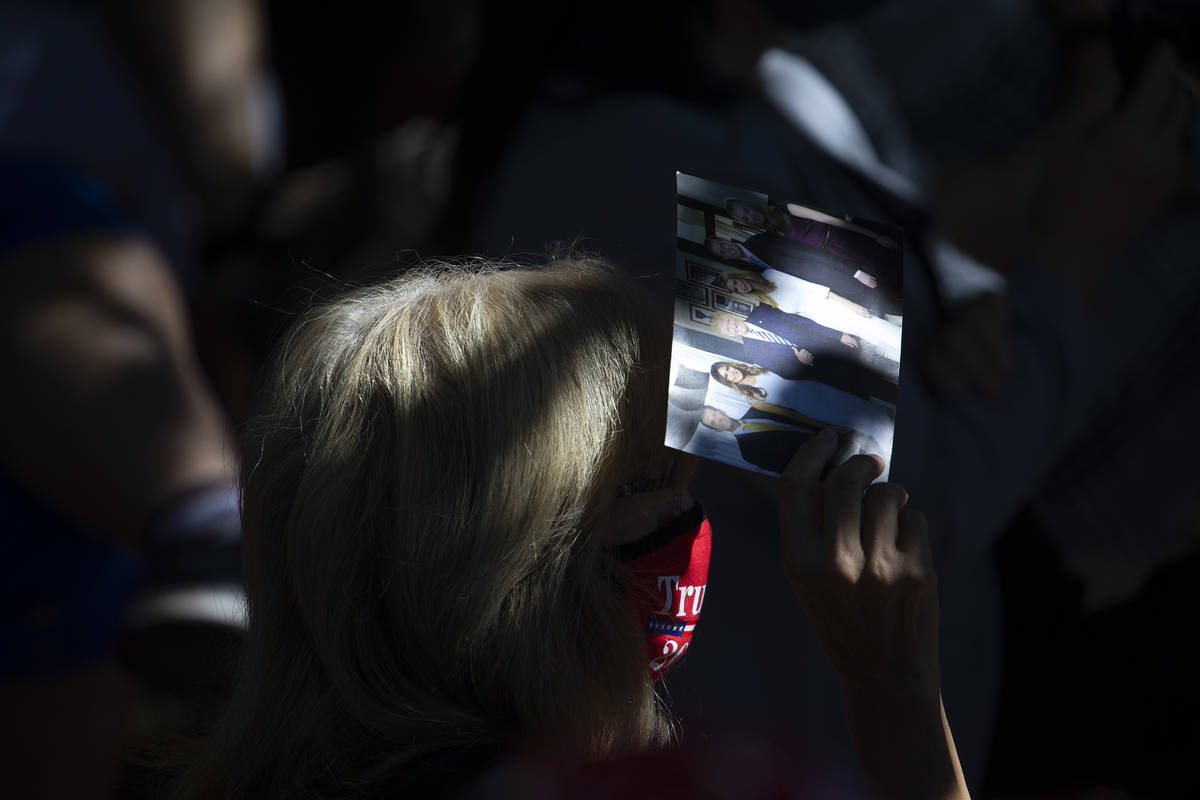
[666,172,905,478]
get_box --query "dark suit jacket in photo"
[743,337,898,403]
[744,304,843,355]
[741,232,901,316]
[733,407,818,474]
[741,305,898,402]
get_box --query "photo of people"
[667,172,903,478]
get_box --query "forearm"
[806,318,848,344]
[840,682,969,800]
[828,292,866,316]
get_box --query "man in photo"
[706,233,900,317]
[710,310,897,401]
[699,405,882,474]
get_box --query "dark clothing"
[377,742,501,798]
[745,304,843,351]
[741,232,901,316]
[742,305,897,402]
[770,203,903,284]
[733,408,818,474]
[744,337,898,403]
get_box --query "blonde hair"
[710,360,769,400]
[718,270,778,308]
[173,256,678,798]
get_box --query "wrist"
[839,665,942,714]
[839,681,967,800]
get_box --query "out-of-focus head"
[724,198,766,226]
[191,257,678,797]
[700,406,737,432]
[706,236,743,260]
[710,311,747,338]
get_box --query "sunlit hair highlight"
[173,256,679,798]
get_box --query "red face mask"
[615,504,711,681]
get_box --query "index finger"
[778,427,840,545]
[823,453,886,563]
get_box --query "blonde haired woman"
[713,270,780,308]
[170,256,695,797]
[169,257,966,799]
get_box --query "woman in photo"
[714,269,903,362]
[709,360,894,459]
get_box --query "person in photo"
[724,198,902,287]
[710,311,897,401]
[706,233,900,317]
[698,405,882,474]
[712,269,903,363]
[709,361,894,455]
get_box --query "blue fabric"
[0,157,144,679]
[0,473,146,680]
[0,157,131,259]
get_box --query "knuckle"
[833,549,863,582]
[865,558,895,586]
[829,454,877,487]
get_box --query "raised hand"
[777,433,967,799]
[778,437,938,691]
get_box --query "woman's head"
[183,257,679,797]
[709,271,777,307]
[717,274,755,295]
[709,361,767,400]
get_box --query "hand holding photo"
[667,172,904,479]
